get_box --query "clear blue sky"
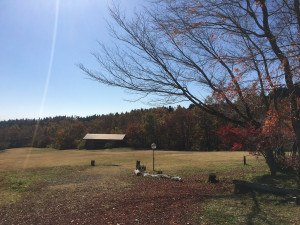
[0,0,165,121]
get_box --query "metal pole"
[153,148,155,171]
[151,143,156,171]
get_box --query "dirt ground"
[0,169,232,225]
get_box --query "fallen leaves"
[0,172,233,225]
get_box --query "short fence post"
[208,173,217,183]
[91,160,95,166]
[136,160,141,170]
[244,156,246,165]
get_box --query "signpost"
[151,143,157,171]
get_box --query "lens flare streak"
[25,0,60,170]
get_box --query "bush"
[37,136,52,148]
[77,140,86,150]
[0,142,9,150]
[104,142,113,149]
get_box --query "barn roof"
[83,133,126,140]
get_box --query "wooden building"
[83,133,126,149]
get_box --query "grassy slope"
[0,148,299,224]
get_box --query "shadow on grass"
[246,191,270,225]
[252,172,300,188]
[194,171,299,225]
[200,191,288,225]
[102,164,121,166]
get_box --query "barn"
[83,133,126,149]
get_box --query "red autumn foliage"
[217,108,298,174]
[216,124,258,151]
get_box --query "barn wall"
[85,139,125,149]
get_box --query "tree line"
[0,105,226,151]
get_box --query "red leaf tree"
[217,108,298,175]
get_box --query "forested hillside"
[0,105,226,150]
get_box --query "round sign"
[151,143,157,150]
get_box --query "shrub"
[104,142,113,149]
[77,140,86,150]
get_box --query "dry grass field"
[0,147,259,172]
[0,148,299,224]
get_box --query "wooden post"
[91,160,95,166]
[136,160,141,170]
[208,173,217,183]
[244,156,246,165]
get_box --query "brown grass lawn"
[0,148,299,225]
[0,147,258,172]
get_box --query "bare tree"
[79,0,300,174]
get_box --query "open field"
[0,147,263,173]
[0,148,299,224]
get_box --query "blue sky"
[0,0,162,121]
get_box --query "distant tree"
[193,107,224,151]
[69,122,87,140]
[143,112,158,146]
[37,136,52,148]
[162,106,195,150]
[125,123,146,148]
[55,128,75,149]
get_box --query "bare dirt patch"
[0,170,233,225]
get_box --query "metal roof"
[83,133,126,140]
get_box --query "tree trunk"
[293,121,300,180]
[265,150,277,176]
